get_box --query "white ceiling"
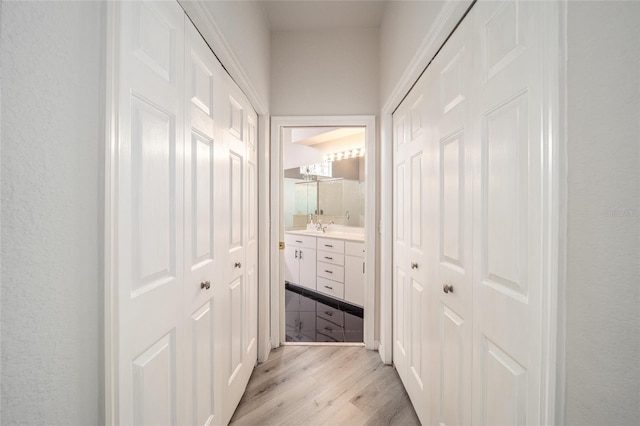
[291,127,364,146]
[261,0,388,32]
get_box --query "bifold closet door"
[471,1,546,424]
[393,74,430,423]
[114,2,258,425]
[115,1,187,424]
[427,12,474,426]
[392,1,551,425]
[221,72,259,422]
[183,19,225,426]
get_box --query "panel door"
[471,1,545,424]
[428,13,474,426]
[393,98,410,387]
[221,72,258,422]
[116,2,186,424]
[183,19,225,426]
[244,100,259,398]
[392,73,431,424]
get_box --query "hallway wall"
[379,0,447,108]
[1,1,104,424]
[564,2,640,424]
[270,27,379,115]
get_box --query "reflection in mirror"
[283,127,366,231]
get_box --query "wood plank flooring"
[229,345,420,426]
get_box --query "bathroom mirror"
[282,127,366,230]
[286,177,364,228]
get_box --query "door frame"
[270,115,377,350]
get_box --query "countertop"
[285,229,365,243]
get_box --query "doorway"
[270,116,376,349]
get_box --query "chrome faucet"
[315,219,322,231]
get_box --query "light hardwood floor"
[229,345,420,425]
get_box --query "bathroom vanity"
[284,229,365,307]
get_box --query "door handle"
[200,281,211,290]
[295,250,298,259]
[299,251,303,260]
[324,256,333,260]
[235,262,242,268]
[411,262,418,269]
[443,283,454,294]
[324,270,333,274]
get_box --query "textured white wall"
[379,0,447,108]
[565,2,640,424]
[1,1,103,424]
[270,27,379,115]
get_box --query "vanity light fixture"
[323,148,365,162]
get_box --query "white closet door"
[221,72,258,421]
[244,94,259,378]
[183,19,225,426]
[392,1,552,424]
[393,74,431,424]
[472,1,544,424]
[428,13,474,426]
[115,2,186,424]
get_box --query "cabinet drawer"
[285,233,316,249]
[316,238,344,254]
[345,241,365,257]
[316,277,345,299]
[317,261,345,282]
[317,250,344,266]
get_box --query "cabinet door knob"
[235,262,242,268]
[411,262,418,269]
[200,281,211,290]
[443,283,454,294]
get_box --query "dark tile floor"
[285,283,363,343]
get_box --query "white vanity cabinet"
[286,231,365,306]
[284,234,316,290]
[344,242,365,307]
